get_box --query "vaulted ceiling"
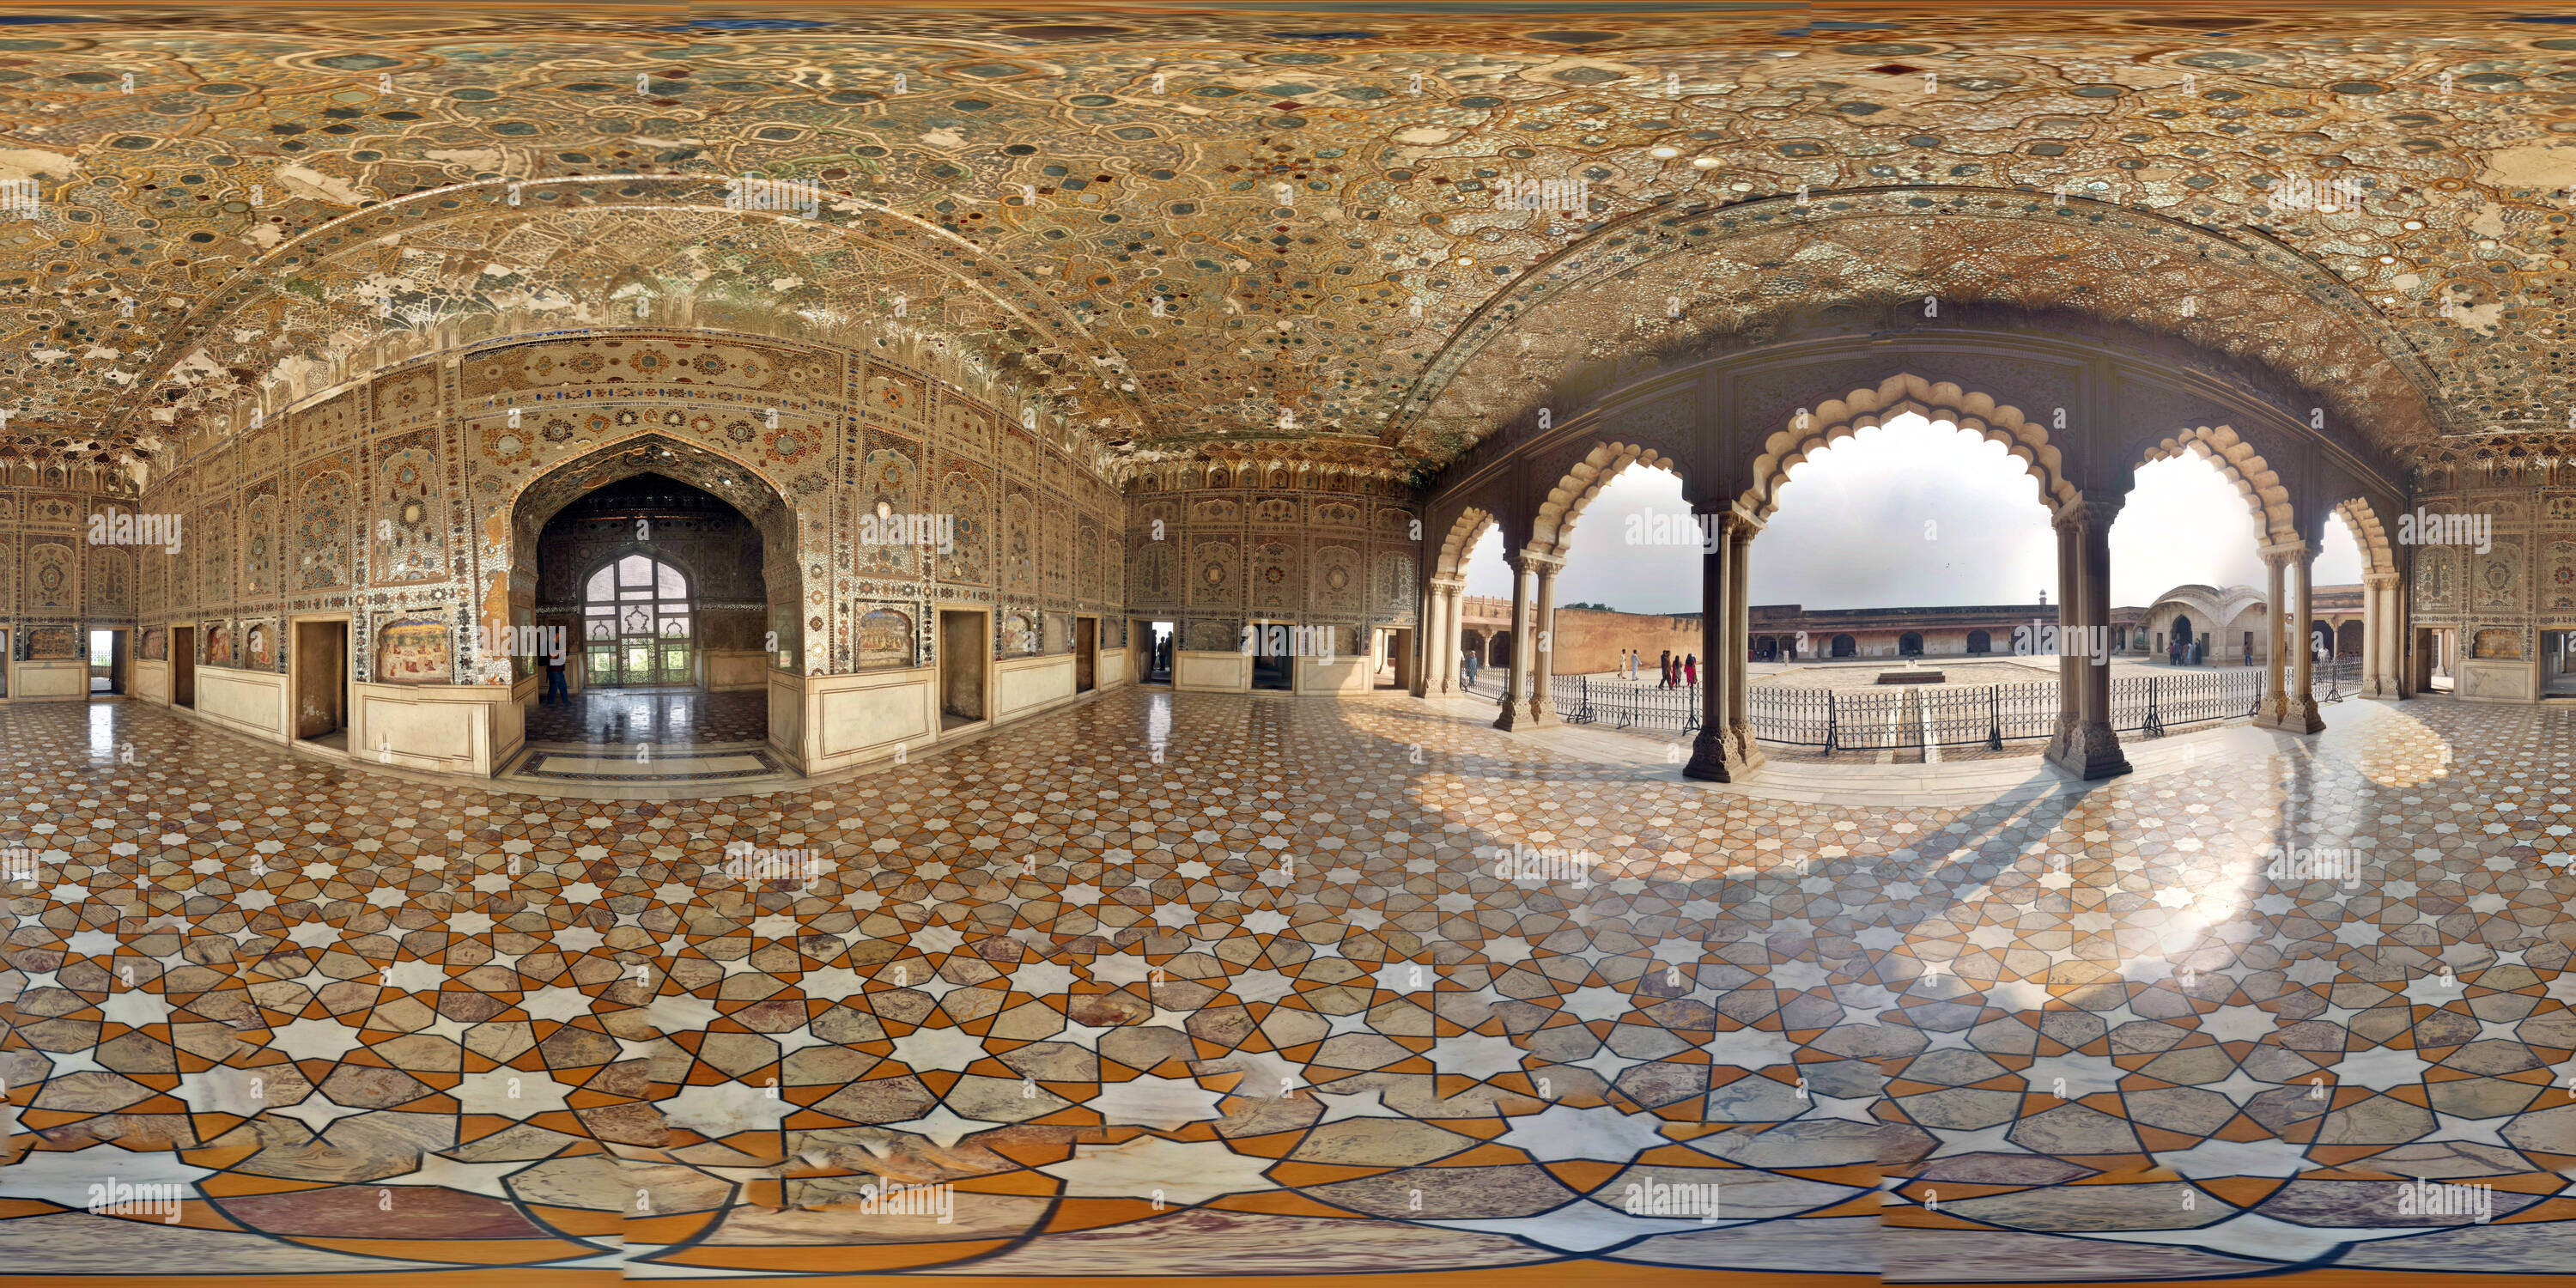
[3,3,2572,478]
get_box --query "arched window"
[583,554,695,686]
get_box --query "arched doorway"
[504,439,799,756]
[2336,620,2363,658]
[1756,635,1778,661]
[1966,629,1990,655]
[1488,631,1511,667]
[1898,631,1923,658]
[1831,633,1856,659]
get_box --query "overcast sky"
[1462,412,2366,613]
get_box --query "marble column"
[1684,513,1749,781]
[1422,574,1443,696]
[2044,500,2130,781]
[1725,515,1765,770]
[2257,549,2289,724]
[2282,549,2325,732]
[1432,580,1459,696]
[1527,556,1560,726]
[1495,559,1538,730]
[2360,572,2395,699]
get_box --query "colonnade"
[1422,497,2398,782]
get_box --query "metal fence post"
[1823,690,1838,756]
[1985,684,2003,751]
[2142,676,2165,739]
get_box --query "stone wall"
[1455,596,1703,675]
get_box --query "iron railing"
[1463,659,2360,752]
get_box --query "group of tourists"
[2168,635,2206,665]
[1618,648,1696,688]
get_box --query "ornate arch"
[1528,441,1682,562]
[494,433,805,677]
[1741,374,2077,522]
[1432,506,1496,583]
[2330,497,2400,577]
[2133,425,2297,546]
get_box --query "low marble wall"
[1297,655,1375,696]
[708,649,768,692]
[1176,650,1249,693]
[350,683,524,776]
[132,658,169,705]
[2456,658,2539,703]
[11,659,88,701]
[996,654,1077,720]
[197,668,288,742]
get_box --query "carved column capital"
[2054,497,2124,531]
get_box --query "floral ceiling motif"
[3,4,2573,474]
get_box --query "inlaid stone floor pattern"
[0,691,2569,1280]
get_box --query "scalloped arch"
[1529,441,1680,562]
[1741,374,2078,521]
[1433,506,1497,583]
[2133,426,2296,547]
[2330,497,2399,577]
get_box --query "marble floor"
[0,689,2569,1284]
[524,688,770,747]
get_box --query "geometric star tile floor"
[3,690,2570,1284]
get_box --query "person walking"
[1659,649,1673,689]
[1683,653,1698,687]
[544,649,569,705]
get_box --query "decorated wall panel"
[1124,463,1419,659]
[127,329,1127,684]
[2409,458,2571,669]
[0,470,152,660]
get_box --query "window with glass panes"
[582,554,695,686]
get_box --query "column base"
[1493,695,1555,730]
[1728,719,1766,771]
[2257,696,2325,733]
[2044,720,2131,781]
[2357,677,2389,700]
[1682,726,1753,781]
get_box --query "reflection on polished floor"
[0,690,2568,1283]
[524,688,769,748]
